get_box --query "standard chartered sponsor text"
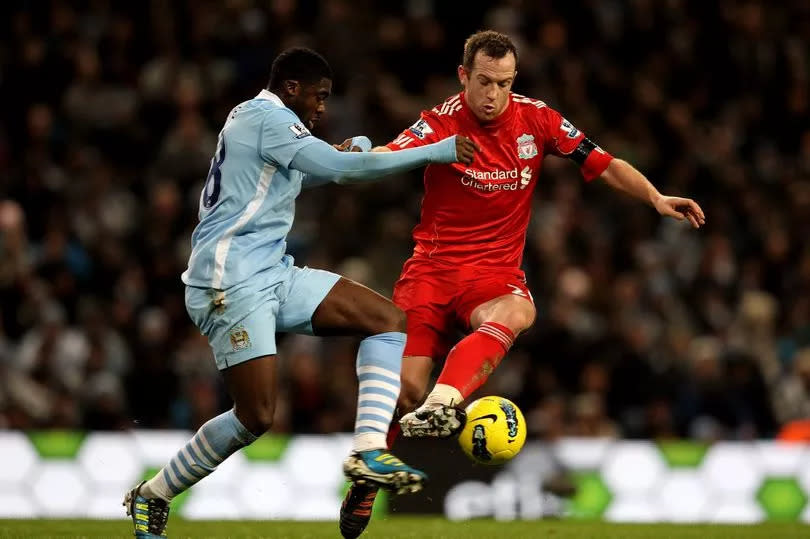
[462,168,521,191]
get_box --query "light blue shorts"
[185,256,341,370]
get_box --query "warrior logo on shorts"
[229,326,252,352]
[516,134,538,159]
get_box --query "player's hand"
[455,136,479,165]
[654,195,706,228]
[332,139,364,152]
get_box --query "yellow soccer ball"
[457,396,527,465]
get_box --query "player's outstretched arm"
[290,135,476,185]
[302,136,373,188]
[598,158,706,228]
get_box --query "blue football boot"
[123,481,170,538]
[342,449,427,495]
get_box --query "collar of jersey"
[460,91,515,130]
[255,89,285,107]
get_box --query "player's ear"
[283,80,300,98]
[457,65,467,87]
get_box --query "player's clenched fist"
[332,139,361,152]
[454,135,479,165]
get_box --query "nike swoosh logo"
[471,414,498,424]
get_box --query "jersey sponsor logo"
[408,118,434,140]
[288,122,311,139]
[560,119,580,139]
[461,177,522,192]
[516,133,538,159]
[519,166,532,189]
[461,168,522,192]
[465,168,519,180]
[229,325,252,352]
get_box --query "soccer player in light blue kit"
[124,47,477,537]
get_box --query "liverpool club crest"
[516,134,538,159]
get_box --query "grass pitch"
[0,517,807,538]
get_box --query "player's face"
[288,78,332,129]
[458,52,516,122]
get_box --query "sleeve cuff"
[582,149,613,181]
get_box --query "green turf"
[0,518,807,539]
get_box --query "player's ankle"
[352,432,387,453]
[424,384,463,407]
[140,479,173,502]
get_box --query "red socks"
[386,322,515,450]
[386,422,401,449]
[436,322,515,399]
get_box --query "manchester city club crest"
[516,133,538,159]
[229,325,252,352]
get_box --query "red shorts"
[392,257,533,359]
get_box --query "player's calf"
[224,354,279,436]
[398,363,432,414]
[125,408,258,536]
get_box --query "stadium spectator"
[1,1,807,442]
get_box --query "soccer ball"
[457,396,526,465]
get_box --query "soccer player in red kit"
[339,30,705,538]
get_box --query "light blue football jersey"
[182,90,318,290]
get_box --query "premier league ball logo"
[516,133,538,159]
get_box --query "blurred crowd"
[1,0,809,442]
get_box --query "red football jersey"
[387,92,613,267]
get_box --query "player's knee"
[390,306,408,333]
[248,408,275,436]
[498,299,536,335]
[236,402,275,436]
[509,309,535,334]
[369,303,407,335]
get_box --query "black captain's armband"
[569,138,598,165]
